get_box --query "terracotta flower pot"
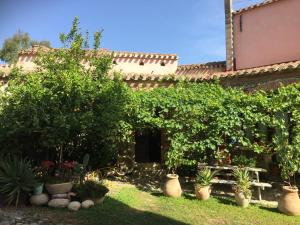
[195,185,211,200]
[235,192,251,208]
[45,182,73,195]
[163,174,182,197]
[278,186,300,216]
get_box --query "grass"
[74,182,300,225]
[26,181,300,225]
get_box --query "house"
[1,0,300,167]
[0,45,225,89]
[221,0,300,90]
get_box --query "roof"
[233,0,284,15]
[176,61,226,79]
[19,45,178,60]
[213,60,300,79]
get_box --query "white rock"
[52,193,68,199]
[68,201,81,211]
[30,194,49,206]
[81,200,94,209]
[48,198,70,208]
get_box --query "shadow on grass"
[76,196,190,225]
[259,205,280,213]
[215,196,235,206]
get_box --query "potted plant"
[42,160,75,195]
[275,139,300,216]
[233,168,252,208]
[195,168,216,200]
[74,180,109,204]
[163,154,182,198]
[277,153,300,215]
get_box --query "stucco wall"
[233,0,300,70]
[16,53,178,75]
[112,57,177,75]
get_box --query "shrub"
[74,180,109,201]
[0,156,37,206]
[0,18,133,168]
[232,155,256,168]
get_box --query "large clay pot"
[235,192,251,208]
[278,186,300,216]
[45,182,73,195]
[163,174,182,197]
[195,185,211,200]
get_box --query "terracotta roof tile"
[234,0,285,14]
[213,60,300,79]
[19,46,178,60]
[175,61,226,79]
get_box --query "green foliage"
[0,30,50,64]
[0,18,133,168]
[0,156,37,207]
[232,155,256,168]
[269,84,300,185]
[195,168,216,187]
[133,82,300,183]
[233,168,252,199]
[133,82,271,172]
[74,180,109,201]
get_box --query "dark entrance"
[135,129,161,163]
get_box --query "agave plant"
[0,156,37,207]
[196,168,217,187]
[233,168,252,199]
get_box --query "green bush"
[0,156,37,206]
[232,155,256,168]
[0,18,133,168]
[74,180,109,201]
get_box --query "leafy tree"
[0,18,133,168]
[0,30,50,64]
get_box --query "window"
[139,61,145,66]
[113,60,117,65]
[239,15,243,32]
[160,62,166,67]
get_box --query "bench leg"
[255,171,262,201]
[258,187,262,201]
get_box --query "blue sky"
[0,0,262,65]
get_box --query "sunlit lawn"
[27,182,300,225]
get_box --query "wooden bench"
[199,164,272,201]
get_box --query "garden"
[1,18,300,225]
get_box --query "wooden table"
[198,164,272,201]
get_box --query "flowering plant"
[38,160,77,184]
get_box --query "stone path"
[0,209,74,225]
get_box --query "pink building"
[227,0,300,70]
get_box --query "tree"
[0,17,133,168]
[0,30,50,64]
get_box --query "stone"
[30,194,49,206]
[51,193,68,199]
[81,200,94,209]
[48,198,70,208]
[68,201,81,211]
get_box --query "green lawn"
[74,182,300,225]
[25,182,300,225]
